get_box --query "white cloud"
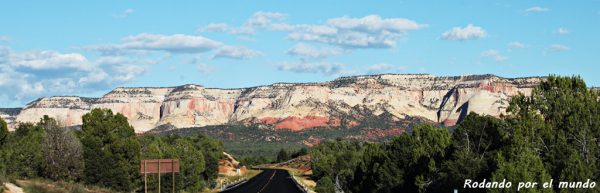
[0,36,9,42]
[86,33,223,54]
[199,23,231,33]
[0,46,150,104]
[508,41,526,49]
[114,8,135,18]
[365,63,405,74]
[286,44,344,58]
[286,15,426,48]
[200,13,426,49]
[11,50,93,71]
[213,45,261,59]
[276,61,344,75]
[326,15,426,33]
[245,12,287,29]
[201,12,288,35]
[481,49,508,62]
[86,33,260,60]
[557,27,569,35]
[120,33,223,53]
[548,44,570,52]
[526,7,550,12]
[441,24,487,41]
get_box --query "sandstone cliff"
[8,74,543,133]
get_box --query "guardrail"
[288,171,310,193]
[220,177,248,191]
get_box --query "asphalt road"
[221,168,304,193]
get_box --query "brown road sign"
[140,159,180,174]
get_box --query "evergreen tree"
[506,75,600,184]
[315,176,335,193]
[80,108,140,191]
[277,148,289,162]
[4,123,45,178]
[441,113,508,192]
[0,117,7,146]
[490,148,552,193]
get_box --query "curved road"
[221,169,304,193]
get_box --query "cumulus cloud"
[557,27,569,35]
[276,61,344,75]
[201,12,287,35]
[286,44,344,58]
[0,46,149,104]
[508,41,526,49]
[548,44,570,52]
[286,15,426,48]
[11,50,93,71]
[481,49,508,62]
[441,24,487,41]
[200,13,427,49]
[213,45,261,59]
[526,7,550,12]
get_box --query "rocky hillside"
[6,74,543,133]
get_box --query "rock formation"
[6,74,543,133]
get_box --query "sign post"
[140,159,180,193]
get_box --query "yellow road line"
[257,170,277,193]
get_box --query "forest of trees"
[0,109,224,192]
[311,76,600,193]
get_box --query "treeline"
[238,147,308,166]
[311,76,600,193]
[0,108,224,192]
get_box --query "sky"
[0,1,599,107]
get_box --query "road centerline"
[257,170,277,193]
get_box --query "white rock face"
[92,87,173,132]
[15,96,95,128]
[9,74,543,133]
[158,85,241,128]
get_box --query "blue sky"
[0,1,599,107]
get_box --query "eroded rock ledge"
[8,74,544,133]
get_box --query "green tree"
[506,75,600,184]
[0,117,7,146]
[387,124,451,193]
[4,123,45,178]
[0,117,7,176]
[351,143,400,193]
[277,148,289,162]
[190,134,224,185]
[291,147,308,158]
[80,108,140,191]
[441,113,508,192]
[140,134,212,191]
[315,176,335,193]
[490,148,552,193]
